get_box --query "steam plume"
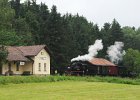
[107,42,125,64]
[71,39,103,62]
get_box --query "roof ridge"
[17,44,46,47]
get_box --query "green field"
[0,81,140,100]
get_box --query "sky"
[21,0,140,28]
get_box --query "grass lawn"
[0,81,140,100]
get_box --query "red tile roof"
[89,58,116,66]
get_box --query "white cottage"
[1,45,50,75]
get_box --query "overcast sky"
[21,0,140,28]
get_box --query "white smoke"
[107,42,125,64]
[71,39,103,62]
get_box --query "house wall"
[2,63,9,75]
[22,62,33,74]
[2,61,33,75]
[2,62,23,75]
[33,49,50,75]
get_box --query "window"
[41,52,44,55]
[44,63,47,71]
[16,63,20,71]
[38,63,41,71]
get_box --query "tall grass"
[0,75,140,85]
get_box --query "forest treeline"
[1,0,140,75]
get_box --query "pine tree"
[110,19,123,43]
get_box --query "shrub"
[0,75,140,85]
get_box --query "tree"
[10,0,21,18]
[0,31,22,45]
[100,23,111,57]
[0,45,8,73]
[13,17,34,45]
[0,0,23,46]
[0,0,15,30]
[25,10,40,43]
[122,26,140,51]
[110,19,123,43]
[123,48,140,76]
[38,3,49,44]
